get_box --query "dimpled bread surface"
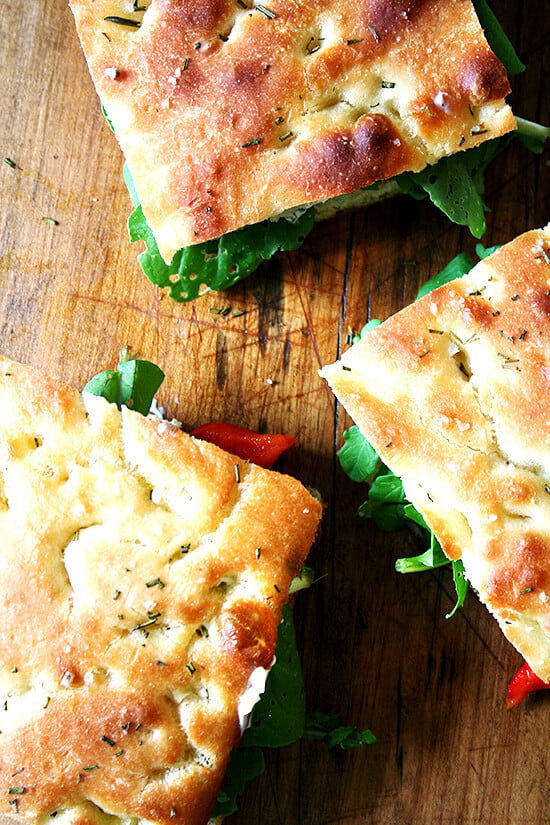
[69,0,515,261]
[0,356,322,825]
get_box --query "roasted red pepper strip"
[506,661,550,708]
[191,422,296,469]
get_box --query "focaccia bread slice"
[0,356,322,825]
[69,0,515,262]
[321,226,550,680]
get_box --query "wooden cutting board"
[1,1,549,823]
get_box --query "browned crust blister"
[0,357,322,825]
[69,0,515,262]
[321,226,550,681]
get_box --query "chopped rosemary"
[122,722,131,732]
[428,329,444,335]
[305,36,323,54]
[101,736,115,747]
[156,660,167,667]
[381,80,395,88]
[209,306,231,315]
[113,590,121,600]
[274,583,281,592]
[83,765,99,772]
[342,365,352,371]
[114,750,124,757]
[186,662,196,675]
[2,157,16,169]
[145,578,165,589]
[41,217,58,225]
[103,15,141,27]
[279,131,293,142]
[545,484,550,496]
[236,0,247,7]
[241,137,261,147]
[346,38,362,45]
[255,546,261,559]
[234,464,241,483]
[255,4,276,18]
[519,329,527,340]
[511,294,520,301]
[8,788,25,795]
[181,544,190,554]
[520,587,533,594]
[132,613,161,632]
[170,808,177,819]
[183,57,190,71]
[537,249,550,265]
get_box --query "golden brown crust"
[69,0,515,261]
[0,357,322,825]
[321,226,550,680]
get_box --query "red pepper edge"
[191,422,296,469]
[507,661,550,709]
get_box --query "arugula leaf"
[360,319,382,337]
[212,747,265,818]
[212,605,305,817]
[395,506,449,572]
[288,565,315,595]
[471,0,525,74]
[338,425,381,483]
[128,200,315,302]
[516,117,550,155]
[338,410,470,611]
[475,242,501,260]
[446,560,469,619]
[241,604,305,749]
[84,356,164,416]
[416,252,474,299]
[357,474,407,531]
[303,712,376,750]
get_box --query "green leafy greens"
[338,250,490,616]
[126,158,315,302]
[83,350,164,416]
[213,606,376,817]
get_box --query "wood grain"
[0,1,549,824]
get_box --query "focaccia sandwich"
[320,226,550,682]
[69,0,518,300]
[0,355,322,825]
